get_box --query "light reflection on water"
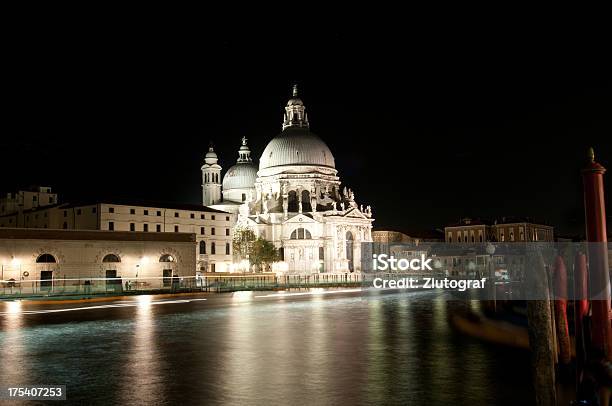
[118,295,164,405]
[0,291,533,405]
[1,301,25,386]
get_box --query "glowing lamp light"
[7,300,22,314]
[137,295,153,306]
[271,261,289,274]
[10,257,21,267]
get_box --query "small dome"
[204,146,218,165]
[259,126,335,170]
[287,97,303,106]
[222,162,258,190]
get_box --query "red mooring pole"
[581,147,612,361]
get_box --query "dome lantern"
[282,84,309,130]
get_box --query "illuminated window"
[159,254,175,262]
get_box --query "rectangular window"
[157,211,162,216]
[64,211,68,217]
[211,228,215,235]
[130,223,135,231]
[225,228,230,236]
[143,224,148,232]
[156,224,161,232]
[225,243,230,255]
[109,221,114,231]
[190,213,195,219]
[175,212,179,218]
[174,225,179,232]
[226,216,230,221]
[212,215,216,220]
[319,246,324,260]
[201,214,205,219]
[130,209,136,214]
[201,227,205,235]
[76,209,82,215]
[109,207,114,213]
[144,210,149,215]
[92,207,97,213]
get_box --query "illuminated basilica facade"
[203,86,374,273]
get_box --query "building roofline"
[0,228,196,242]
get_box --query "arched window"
[102,254,121,263]
[301,190,311,212]
[288,190,298,212]
[36,253,56,263]
[159,254,175,262]
[199,241,206,254]
[290,228,311,239]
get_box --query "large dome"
[259,127,335,170]
[222,163,258,190]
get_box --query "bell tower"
[202,143,222,206]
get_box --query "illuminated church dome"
[221,137,257,203]
[259,85,335,171]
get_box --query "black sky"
[2,18,611,237]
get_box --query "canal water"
[0,289,534,405]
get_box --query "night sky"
[2,22,611,237]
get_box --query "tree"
[232,225,256,261]
[249,237,280,273]
[232,226,280,272]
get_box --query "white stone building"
[0,200,236,273]
[0,228,196,295]
[205,86,374,274]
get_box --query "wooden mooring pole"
[526,250,557,406]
